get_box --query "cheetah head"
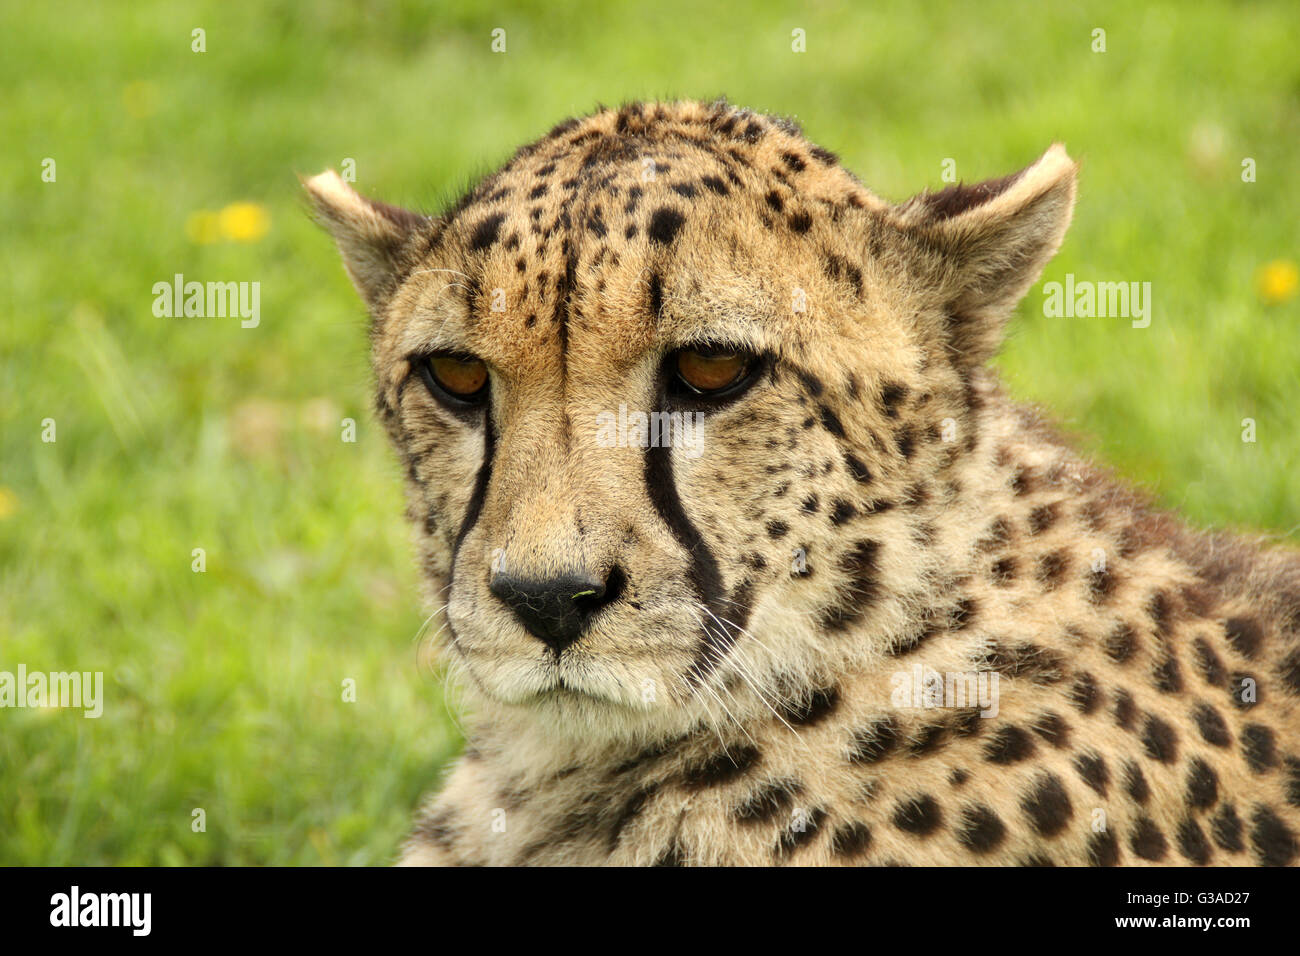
[306,100,1077,742]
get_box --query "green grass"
[1,0,1297,864]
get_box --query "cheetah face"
[306,101,1076,740]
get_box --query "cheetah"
[304,99,1300,866]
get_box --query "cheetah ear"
[892,144,1077,365]
[302,170,429,312]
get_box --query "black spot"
[818,404,845,437]
[1193,636,1227,686]
[778,686,840,726]
[411,809,457,850]
[1225,617,1263,659]
[780,150,807,172]
[800,495,820,514]
[1192,702,1231,747]
[1027,503,1059,534]
[830,821,872,859]
[1087,568,1116,603]
[984,726,1037,765]
[848,717,899,764]
[1141,714,1179,763]
[1037,550,1070,588]
[1145,590,1176,637]
[951,596,977,630]
[880,382,908,417]
[950,768,970,787]
[1123,760,1150,804]
[1021,853,1056,867]
[734,778,802,824]
[1241,723,1277,772]
[1069,672,1100,714]
[1129,816,1168,861]
[821,539,881,631]
[682,745,760,789]
[909,722,950,755]
[671,183,697,199]
[980,642,1066,685]
[1073,752,1109,796]
[794,368,825,397]
[1186,758,1219,811]
[1020,773,1073,837]
[1278,649,1300,695]
[467,212,507,252]
[978,516,1013,551]
[895,426,916,459]
[1089,830,1121,866]
[528,183,548,200]
[844,453,871,484]
[1211,803,1244,852]
[700,175,729,195]
[1031,712,1070,748]
[893,795,943,835]
[991,556,1017,585]
[788,211,812,234]
[1104,623,1137,664]
[1153,653,1183,693]
[829,499,857,526]
[1177,818,1212,865]
[764,190,784,212]
[648,272,663,318]
[775,806,827,858]
[810,145,838,165]
[647,207,685,245]
[1250,805,1297,865]
[1113,690,1137,730]
[956,804,1006,854]
[1286,757,1300,807]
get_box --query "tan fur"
[307,100,1300,866]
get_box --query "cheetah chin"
[306,99,1300,867]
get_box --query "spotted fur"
[306,99,1300,866]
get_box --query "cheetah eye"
[417,352,490,408]
[671,346,756,398]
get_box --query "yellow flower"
[185,210,222,245]
[218,202,270,242]
[1257,260,1299,305]
[0,487,17,520]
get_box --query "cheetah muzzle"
[306,99,1300,866]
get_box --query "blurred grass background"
[1,0,1296,864]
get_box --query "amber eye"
[673,348,752,395]
[418,353,489,406]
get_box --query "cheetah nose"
[489,567,626,654]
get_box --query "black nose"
[489,567,624,654]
